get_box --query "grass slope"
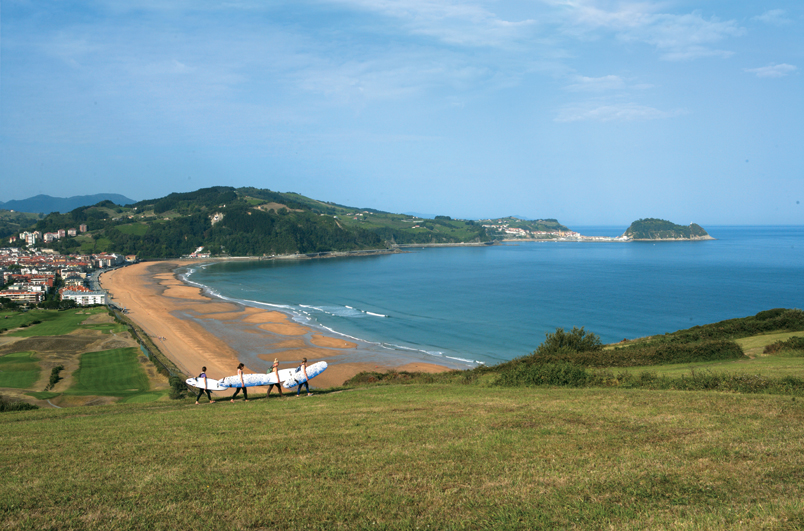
[2,385,803,530]
[0,351,40,388]
[67,348,150,398]
[6,308,115,338]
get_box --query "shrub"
[534,327,602,356]
[0,395,39,412]
[45,365,65,391]
[514,339,744,368]
[168,376,188,399]
[764,336,804,355]
[634,309,804,347]
[495,362,589,387]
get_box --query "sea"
[182,226,804,370]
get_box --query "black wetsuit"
[195,372,212,401]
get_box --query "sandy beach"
[100,261,452,392]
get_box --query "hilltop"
[19,187,571,259]
[623,218,713,240]
[0,193,136,214]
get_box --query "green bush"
[0,394,39,412]
[764,336,804,355]
[634,309,804,347]
[495,362,590,388]
[534,327,602,356]
[590,369,804,395]
[510,339,744,369]
[45,365,64,391]
[168,376,188,399]
[344,370,450,386]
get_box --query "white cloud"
[565,74,625,92]
[549,1,745,61]
[326,0,537,47]
[555,102,684,122]
[752,9,792,26]
[744,64,798,78]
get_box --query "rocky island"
[623,218,714,241]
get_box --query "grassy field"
[0,308,169,406]
[3,307,125,338]
[2,384,803,530]
[0,351,40,388]
[2,308,803,528]
[66,347,151,399]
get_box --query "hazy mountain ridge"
[0,194,137,214]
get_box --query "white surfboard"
[216,368,297,389]
[185,377,228,392]
[282,361,328,389]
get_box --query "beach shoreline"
[100,260,453,392]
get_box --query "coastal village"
[480,219,631,242]
[1,225,133,307]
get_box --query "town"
[1,227,135,308]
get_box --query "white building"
[61,290,106,306]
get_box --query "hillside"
[3,306,804,528]
[623,218,712,240]
[3,377,804,529]
[26,187,493,258]
[0,210,42,239]
[0,193,136,214]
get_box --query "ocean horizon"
[183,225,804,370]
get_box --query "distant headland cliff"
[623,218,714,241]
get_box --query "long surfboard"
[282,361,328,389]
[186,368,295,391]
[185,377,228,392]
[215,368,298,389]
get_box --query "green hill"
[623,218,712,240]
[26,187,493,258]
[0,209,42,239]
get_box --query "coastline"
[100,261,453,391]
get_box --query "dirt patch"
[0,336,23,348]
[0,336,98,356]
[254,202,303,213]
[80,312,115,325]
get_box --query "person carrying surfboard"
[295,358,313,397]
[195,366,214,405]
[230,362,248,402]
[266,358,284,398]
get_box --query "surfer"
[195,366,214,405]
[295,358,313,397]
[230,362,248,402]
[266,359,284,398]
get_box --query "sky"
[1,1,802,226]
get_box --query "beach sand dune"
[311,334,357,349]
[258,322,310,336]
[100,261,452,391]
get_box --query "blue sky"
[1,1,802,226]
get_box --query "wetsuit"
[196,372,212,402]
